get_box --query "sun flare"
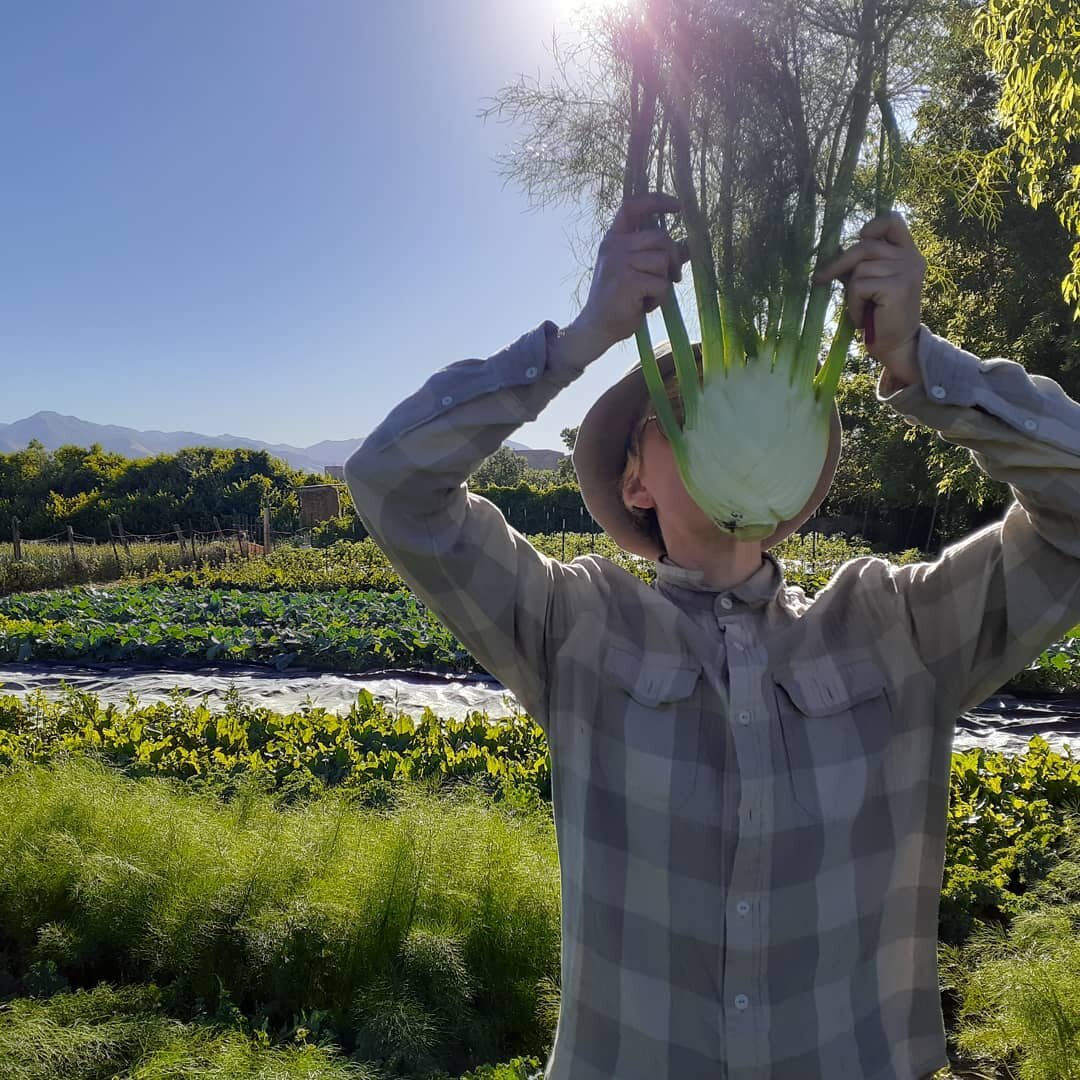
[557,0,635,29]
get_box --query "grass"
[0,983,383,1079]
[0,757,560,1077]
[7,752,1080,1076]
[0,539,238,596]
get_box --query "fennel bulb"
[674,352,838,541]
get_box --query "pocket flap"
[604,639,702,706]
[774,657,886,717]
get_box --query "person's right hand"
[575,193,686,353]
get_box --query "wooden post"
[11,518,21,562]
[107,516,121,571]
[173,524,187,562]
[213,516,226,541]
[66,525,77,566]
[186,519,197,562]
[116,517,133,567]
[262,505,272,555]
[236,527,245,558]
[924,489,940,552]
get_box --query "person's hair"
[617,342,703,557]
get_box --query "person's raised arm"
[345,194,686,729]
[816,213,1080,721]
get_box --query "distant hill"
[517,449,565,471]
[0,412,564,475]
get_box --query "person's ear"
[622,468,657,511]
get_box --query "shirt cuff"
[876,324,983,409]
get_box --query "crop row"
[0,585,476,673]
[4,575,1080,694]
[3,683,1080,949]
[1,736,1080,1076]
[1,531,893,599]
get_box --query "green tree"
[883,0,1080,507]
[468,446,529,488]
[971,0,1080,315]
[0,444,309,539]
[555,426,579,485]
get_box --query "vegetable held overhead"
[619,0,912,540]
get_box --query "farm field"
[4,537,1080,1076]
[4,683,1080,1076]
[3,535,1079,694]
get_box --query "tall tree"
[887,0,1080,508]
[480,0,943,312]
[971,0,1080,316]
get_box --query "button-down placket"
[715,597,770,1076]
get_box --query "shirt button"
[1023,418,1037,431]
[525,365,538,379]
[734,994,749,1010]
[441,395,454,406]
[736,900,751,915]
[737,710,752,726]
[719,596,734,610]
[930,385,947,400]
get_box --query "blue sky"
[0,0,679,453]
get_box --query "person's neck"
[661,529,764,591]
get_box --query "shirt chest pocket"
[772,657,892,822]
[601,639,704,811]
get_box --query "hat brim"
[571,348,843,560]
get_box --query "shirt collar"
[653,551,784,608]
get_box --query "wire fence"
[5,515,319,559]
[0,514,327,595]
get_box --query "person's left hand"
[812,211,926,388]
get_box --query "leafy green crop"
[0,585,476,673]
[0,684,551,801]
[943,735,1080,944]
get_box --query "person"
[345,192,1080,1079]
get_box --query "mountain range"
[0,411,554,475]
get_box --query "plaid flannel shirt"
[345,321,1080,1080]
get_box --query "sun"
[556,0,635,29]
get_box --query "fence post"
[66,525,77,567]
[925,489,940,553]
[173,524,187,562]
[213,515,226,541]
[107,517,121,571]
[116,517,133,568]
[262,505,272,555]
[11,518,21,562]
[186,518,197,562]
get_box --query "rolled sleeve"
[863,326,1080,717]
[345,322,601,731]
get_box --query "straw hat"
[571,342,843,559]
